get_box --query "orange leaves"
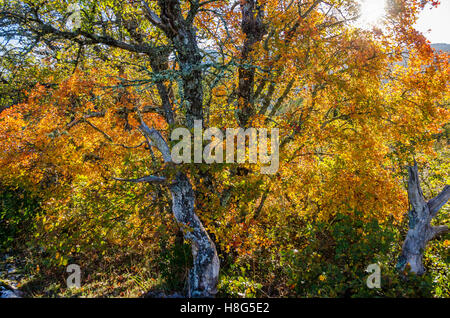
[0,0,447,275]
[0,67,166,192]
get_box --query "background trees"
[0,0,448,297]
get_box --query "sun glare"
[359,0,387,27]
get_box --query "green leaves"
[0,185,41,251]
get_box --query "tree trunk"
[170,172,220,297]
[237,0,266,127]
[397,163,450,274]
[136,124,220,297]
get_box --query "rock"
[0,286,20,298]
[0,253,23,298]
[144,291,185,298]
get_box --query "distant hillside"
[431,43,450,53]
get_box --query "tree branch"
[141,0,163,28]
[113,141,146,149]
[2,10,161,57]
[428,185,450,218]
[113,175,166,183]
[67,111,106,128]
[301,0,322,19]
[429,225,449,241]
[136,107,172,163]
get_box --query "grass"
[1,250,165,298]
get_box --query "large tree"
[0,0,448,296]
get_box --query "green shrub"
[218,262,263,297]
[157,231,192,293]
[282,211,437,297]
[0,185,40,251]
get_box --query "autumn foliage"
[0,0,449,297]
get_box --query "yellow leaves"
[0,67,168,192]
[0,2,447,292]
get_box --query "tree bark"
[397,163,449,274]
[237,0,266,127]
[170,172,220,297]
[157,0,204,128]
[136,122,219,297]
[140,1,219,296]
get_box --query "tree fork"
[136,113,220,297]
[397,162,450,274]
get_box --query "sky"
[415,0,450,44]
[1,1,449,46]
[358,0,450,44]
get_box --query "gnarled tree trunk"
[135,123,220,297]
[170,172,220,297]
[397,163,450,274]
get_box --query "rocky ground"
[0,254,24,298]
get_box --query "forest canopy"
[0,0,448,298]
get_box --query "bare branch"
[67,111,106,128]
[113,175,166,183]
[268,77,295,117]
[1,10,161,57]
[113,141,146,149]
[136,107,172,163]
[141,0,163,28]
[254,190,268,219]
[428,185,450,218]
[83,119,113,142]
[301,0,322,19]
[429,225,449,241]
